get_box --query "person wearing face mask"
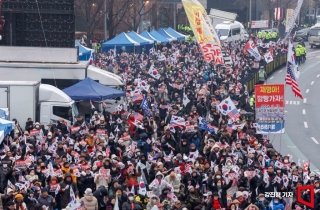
[26,169,38,182]
[79,188,99,210]
[121,192,143,210]
[149,172,171,197]
[146,195,160,210]
[255,193,270,210]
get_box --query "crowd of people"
[1,31,317,210]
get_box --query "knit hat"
[235,191,243,198]
[15,194,23,200]
[85,188,92,194]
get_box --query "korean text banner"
[182,0,224,64]
[255,84,285,133]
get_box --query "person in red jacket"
[207,192,222,210]
[127,114,136,136]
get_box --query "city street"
[266,42,320,173]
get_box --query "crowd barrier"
[245,53,287,93]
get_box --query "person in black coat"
[210,177,233,208]
[179,139,190,157]
[5,168,19,186]
[25,118,34,133]
[93,186,109,210]
[79,169,95,197]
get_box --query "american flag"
[227,109,240,120]
[133,112,143,121]
[286,63,303,99]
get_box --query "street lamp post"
[104,0,107,41]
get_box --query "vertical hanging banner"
[255,84,285,133]
[182,0,224,64]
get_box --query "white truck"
[208,9,238,29]
[0,46,126,115]
[0,81,78,127]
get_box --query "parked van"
[308,23,320,48]
[215,21,248,42]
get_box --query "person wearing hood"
[59,172,79,209]
[55,141,65,157]
[121,192,143,210]
[158,187,171,203]
[92,152,104,171]
[189,133,201,151]
[149,172,171,197]
[94,160,112,189]
[61,162,77,183]
[180,139,190,157]
[146,195,160,210]
[270,197,284,210]
[80,188,98,210]
[38,187,55,210]
[164,171,180,194]
[209,143,221,164]
[93,185,109,210]
[161,129,177,156]
[255,193,271,210]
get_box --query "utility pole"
[249,0,252,29]
[173,3,176,30]
[104,0,107,41]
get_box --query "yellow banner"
[182,0,224,64]
[286,9,294,27]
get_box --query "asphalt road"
[264,42,320,173]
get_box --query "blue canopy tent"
[140,31,161,44]
[149,30,170,44]
[165,27,188,41]
[127,31,154,54]
[0,108,8,120]
[0,118,14,143]
[157,28,177,41]
[62,77,126,101]
[101,32,140,53]
[75,41,94,61]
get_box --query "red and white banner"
[251,20,269,28]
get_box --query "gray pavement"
[263,44,320,172]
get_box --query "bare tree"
[122,0,159,31]
[75,0,131,46]
[106,0,131,38]
[75,0,105,47]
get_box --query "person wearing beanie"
[14,193,27,210]
[80,188,98,210]
[26,190,38,210]
[38,187,55,210]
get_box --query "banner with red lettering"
[255,84,285,133]
[182,0,224,64]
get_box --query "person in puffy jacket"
[93,186,109,210]
[121,193,143,210]
[80,188,98,210]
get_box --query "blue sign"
[257,121,285,133]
